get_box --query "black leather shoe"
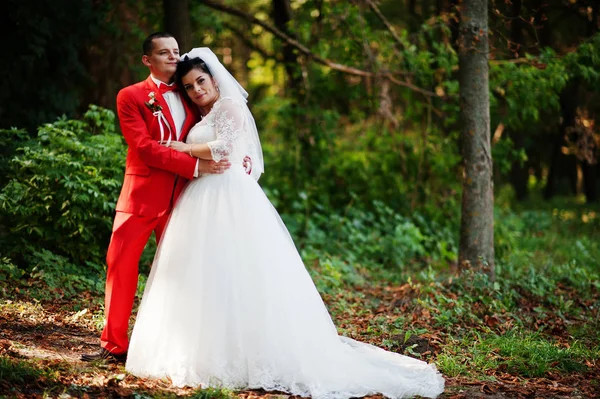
[81,348,127,364]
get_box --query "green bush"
[278,194,459,290]
[0,105,125,294]
[0,257,24,295]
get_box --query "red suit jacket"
[115,76,200,217]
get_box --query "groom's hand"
[197,159,231,175]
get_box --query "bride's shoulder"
[213,96,244,111]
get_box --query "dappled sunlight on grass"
[437,330,598,378]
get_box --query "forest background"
[0,0,599,398]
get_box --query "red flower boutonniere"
[145,91,163,113]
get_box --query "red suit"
[101,76,200,354]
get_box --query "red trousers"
[100,211,169,354]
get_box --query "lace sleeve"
[207,98,244,162]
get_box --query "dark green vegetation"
[1,0,600,398]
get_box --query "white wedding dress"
[126,97,445,399]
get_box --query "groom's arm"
[117,88,197,179]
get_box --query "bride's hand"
[243,155,252,175]
[166,141,190,153]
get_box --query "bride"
[125,47,445,399]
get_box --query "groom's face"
[142,37,180,79]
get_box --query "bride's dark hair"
[175,56,213,102]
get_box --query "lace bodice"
[186,97,248,165]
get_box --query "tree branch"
[385,73,438,97]
[200,0,371,76]
[198,0,437,96]
[222,21,280,62]
[364,0,404,49]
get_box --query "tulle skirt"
[125,167,444,398]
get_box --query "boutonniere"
[145,91,172,146]
[145,91,163,113]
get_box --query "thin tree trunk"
[507,0,528,200]
[436,0,444,16]
[582,163,598,202]
[458,0,495,276]
[532,0,550,47]
[544,83,579,199]
[408,0,417,17]
[164,0,191,53]
[509,0,523,55]
[582,0,599,202]
[589,1,599,35]
[272,0,302,95]
[449,0,460,49]
[510,136,529,200]
[408,0,419,31]
[270,0,313,181]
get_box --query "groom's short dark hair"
[143,32,176,56]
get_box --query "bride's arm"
[169,141,212,160]
[169,98,244,162]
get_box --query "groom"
[82,32,230,363]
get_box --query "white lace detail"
[205,97,245,163]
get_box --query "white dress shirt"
[151,75,186,139]
[151,75,199,177]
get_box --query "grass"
[189,387,236,399]
[437,330,599,378]
[0,356,58,390]
[483,332,594,376]
[129,387,235,399]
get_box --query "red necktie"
[159,83,178,95]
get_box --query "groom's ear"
[142,55,151,68]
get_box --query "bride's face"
[182,68,219,111]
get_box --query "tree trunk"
[589,1,599,35]
[532,0,550,47]
[272,0,302,95]
[408,0,419,31]
[509,0,523,55]
[271,0,320,179]
[164,0,191,53]
[582,162,598,202]
[543,131,577,199]
[449,0,460,49]
[458,0,495,276]
[510,134,529,200]
[408,0,417,17]
[436,0,444,16]
[507,0,528,200]
[581,3,598,203]
[544,83,579,199]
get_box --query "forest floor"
[1,281,597,399]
